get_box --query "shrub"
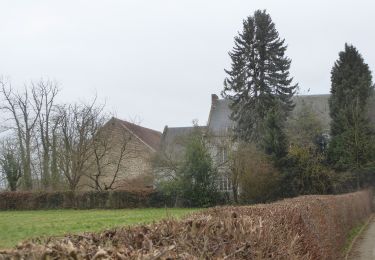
[157,126,222,207]
[231,144,281,204]
[281,145,334,197]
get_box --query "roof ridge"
[111,117,161,151]
[166,126,207,129]
[112,117,162,134]
[214,94,331,101]
[295,94,330,97]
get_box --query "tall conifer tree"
[222,10,297,152]
[328,44,374,185]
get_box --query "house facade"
[80,117,162,191]
[160,93,333,193]
[83,94,374,193]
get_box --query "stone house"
[81,117,162,191]
[159,95,235,193]
[160,93,333,193]
[81,94,374,193]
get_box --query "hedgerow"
[1,190,372,259]
[0,190,173,210]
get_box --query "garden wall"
[0,190,173,210]
[1,190,373,259]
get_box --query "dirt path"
[349,217,375,260]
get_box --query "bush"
[240,153,280,203]
[281,145,334,197]
[230,144,281,204]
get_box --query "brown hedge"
[0,190,373,259]
[0,190,173,210]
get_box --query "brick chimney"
[207,94,219,126]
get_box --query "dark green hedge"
[0,190,174,210]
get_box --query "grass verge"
[343,215,373,258]
[0,208,198,249]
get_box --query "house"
[160,93,334,193]
[80,117,162,191]
[160,126,207,160]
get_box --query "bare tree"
[50,114,61,189]
[153,144,182,184]
[56,100,105,191]
[0,79,43,190]
[35,80,59,189]
[88,122,138,191]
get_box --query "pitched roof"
[292,94,331,130]
[161,126,207,146]
[160,126,207,159]
[207,98,233,135]
[113,118,162,151]
[207,94,333,134]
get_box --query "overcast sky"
[0,0,374,131]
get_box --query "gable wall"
[79,119,155,191]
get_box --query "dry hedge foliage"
[0,190,372,260]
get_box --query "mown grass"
[0,208,198,249]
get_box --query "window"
[217,175,232,192]
[218,147,228,164]
[222,147,228,163]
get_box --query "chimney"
[211,94,219,104]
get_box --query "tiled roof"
[160,93,363,158]
[292,94,331,130]
[207,98,233,135]
[162,126,206,144]
[114,118,162,151]
[207,94,333,134]
[161,126,207,158]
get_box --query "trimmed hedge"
[0,190,372,259]
[0,190,173,210]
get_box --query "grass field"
[0,208,197,249]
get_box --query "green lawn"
[0,208,197,249]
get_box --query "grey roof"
[162,93,375,155]
[207,94,332,134]
[292,94,375,130]
[161,126,195,149]
[292,94,331,130]
[207,98,233,135]
[160,126,206,159]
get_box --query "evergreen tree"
[222,10,297,145]
[262,107,288,160]
[328,44,374,186]
[156,126,221,207]
[178,128,220,207]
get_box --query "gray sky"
[0,0,374,131]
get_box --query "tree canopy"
[328,44,374,172]
[222,9,297,145]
